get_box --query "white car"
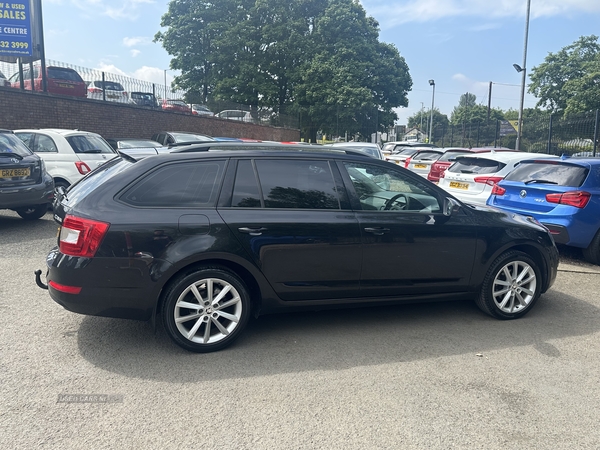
[404,149,444,177]
[328,142,384,159]
[87,80,129,103]
[438,151,558,205]
[386,146,433,166]
[13,129,119,191]
[382,141,436,158]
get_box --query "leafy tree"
[407,109,449,137]
[450,93,504,125]
[155,0,411,141]
[529,35,600,114]
[563,56,600,116]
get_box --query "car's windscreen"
[448,158,505,174]
[0,133,34,157]
[171,133,213,142]
[438,151,470,162]
[66,135,116,154]
[118,140,162,149]
[504,162,589,187]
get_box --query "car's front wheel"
[16,204,48,220]
[475,250,541,319]
[162,267,251,352]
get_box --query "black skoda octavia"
[40,143,559,352]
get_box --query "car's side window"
[35,135,58,153]
[231,160,262,208]
[343,161,441,213]
[15,133,33,149]
[120,160,226,208]
[254,159,340,210]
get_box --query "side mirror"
[443,197,461,216]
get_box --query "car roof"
[14,128,101,137]
[456,152,557,163]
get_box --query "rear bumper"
[0,174,54,209]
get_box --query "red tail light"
[491,184,506,196]
[546,191,591,208]
[59,215,110,257]
[48,281,82,294]
[474,176,503,186]
[404,157,411,168]
[88,87,102,94]
[75,161,92,175]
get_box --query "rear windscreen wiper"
[0,153,23,160]
[524,179,558,185]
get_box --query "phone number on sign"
[0,41,28,48]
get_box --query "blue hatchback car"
[487,156,600,264]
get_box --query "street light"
[428,80,435,144]
[515,0,531,151]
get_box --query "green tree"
[529,35,600,114]
[450,93,504,125]
[407,108,449,138]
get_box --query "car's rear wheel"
[582,229,600,265]
[162,267,251,353]
[475,250,541,319]
[16,204,48,220]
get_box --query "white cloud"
[130,49,141,57]
[123,37,152,47]
[362,0,600,28]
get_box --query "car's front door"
[219,158,362,301]
[339,160,478,297]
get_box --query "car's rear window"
[0,133,33,157]
[48,68,83,82]
[504,162,589,187]
[66,157,134,205]
[449,157,504,174]
[66,135,116,154]
[412,151,441,161]
[93,81,124,91]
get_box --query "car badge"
[520,190,527,198]
[10,158,19,164]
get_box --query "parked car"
[0,70,7,87]
[438,152,558,206]
[328,142,384,159]
[216,109,254,122]
[13,129,119,192]
[0,129,54,220]
[386,146,432,165]
[129,92,159,108]
[42,142,558,353]
[151,131,215,147]
[162,99,193,114]
[105,138,170,160]
[191,104,214,116]
[404,149,444,177]
[487,156,600,265]
[428,147,516,183]
[382,141,437,158]
[86,80,129,103]
[8,65,87,97]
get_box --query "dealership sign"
[0,1,33,57]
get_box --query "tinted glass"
[0,133,33,157]
[66,135,116,154]
[67,158,134,205]
[48,68,83,82]
[504,162,589,187]
[344,161,441,212]
[255,159,339,209]
[231,160,261,207]
[448,158,504,174]
[122,160,225,207]
[412,151,441,161]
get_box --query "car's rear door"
[218,157,362,301]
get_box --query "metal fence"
[430,111,599,156]
[0,59,299,129]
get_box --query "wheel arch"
[155,258,264,319]
[486,242,551,292]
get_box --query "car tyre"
[16,204,48,220]
[475,250,541,320]
[582,229,600,266]
[162,267,251,353]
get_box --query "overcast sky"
[38,0,600,125]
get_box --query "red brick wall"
[0,88,300,141]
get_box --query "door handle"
[364,227,390,236]
[238,227,267,236]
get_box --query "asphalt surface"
[1,210,599,449]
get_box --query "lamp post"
[428,80,435,144]
[164,69,168,100]
[420,102,424,137]
[514,0,531,151]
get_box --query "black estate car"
[40,143,559,352]
[1,129,54,220]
